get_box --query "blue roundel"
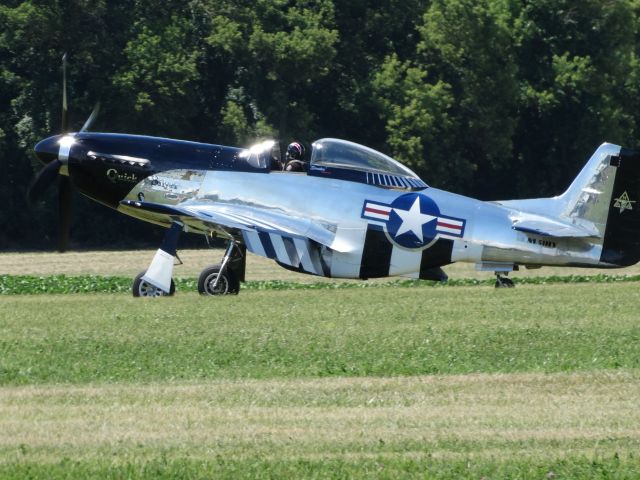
[386,193,441,249]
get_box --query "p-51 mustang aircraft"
[29,61,640,296]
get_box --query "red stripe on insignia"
[437,221,461,230]
[366,207,390,216]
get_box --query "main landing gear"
[494,272,515,288]
[197,242,241,296]
[132,271,176,297]
[132,222,246,297]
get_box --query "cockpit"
[308,138,427,190]
[310,138,418,177]
[243,137,428,190]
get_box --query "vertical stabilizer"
[558,143,621,237]
[558,143,640,265]
[496,143,621,234]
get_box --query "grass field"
[1,251,640,478]
[5,248,640,279]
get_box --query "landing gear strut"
[197,240,242,296]
[133,221,183,297]
[494,272,515,288]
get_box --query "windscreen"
[310,138,419,178]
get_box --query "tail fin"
[559,143,621,236]
[499,143,640,266]
[560,143,640,266]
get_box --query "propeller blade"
[27,159,62,204]
[57,175,72,252]
[80,101,100,133]
[31,53,74,251]
[58,53,72,252]
[61,53,69,133]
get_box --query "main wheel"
[198,264,240,295]
[132,270,175,297]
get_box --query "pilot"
[285,142,306,172]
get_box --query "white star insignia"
[393,197,436,242]
[613,191,635,213]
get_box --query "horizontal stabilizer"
[511,214,599,238]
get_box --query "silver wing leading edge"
[120,200,351,275]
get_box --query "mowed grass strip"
[1,457,638,480]
[1,283,639,384]
[5,249,640,279]
[1,372,639,467]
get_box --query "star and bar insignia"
[361,193,466,250]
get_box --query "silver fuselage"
[120,169,606,278]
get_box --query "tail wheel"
[198,264,240,295]
[494,276,515,288]
[132,270,175,297]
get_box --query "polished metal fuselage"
[120,166,611,279]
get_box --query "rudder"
[600,147,640,266]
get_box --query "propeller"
[27,159,63,204]
[28,53,100,252]
[61,52,68,132]
[80,101,100,133]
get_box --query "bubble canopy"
[310,138,420,178]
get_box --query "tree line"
[1,0,639,250]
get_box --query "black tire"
[198,264,240,295]
[494,277,515,289]
[132,270,175,297]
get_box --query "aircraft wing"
[510,214,600,238]
[120,200,350,275]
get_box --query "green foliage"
[510,0,640,196]
[218,99,252,144]
[114,15,200,134]
[374,0,519,193]
[373,54,455,182]
[203,0,338,140]
[3,1,640,247]
[2,273,640,295]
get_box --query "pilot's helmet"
[286,142,305,161]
